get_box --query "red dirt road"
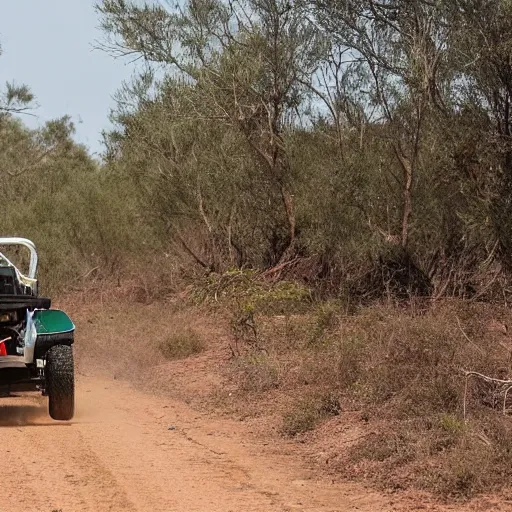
[1,376,394,512]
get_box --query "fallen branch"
[259,257,300,281]
[80,266,100,280]
[462,370,512,420]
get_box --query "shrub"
[159,329,204,360]
[234,353,280,393]
[281,392,340,437]
[281,398,324,436]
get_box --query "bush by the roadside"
[223,286,512,499]
[233,353,281,393]
[281,392,341,436]
[159,328,205,360]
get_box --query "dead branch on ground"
[462,370,512,419]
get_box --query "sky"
[0,1,136,156]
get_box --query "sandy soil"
[1,375,397,512]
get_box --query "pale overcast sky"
[0,1,136,156]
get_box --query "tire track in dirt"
[1,395,136,512]
[1,376,393,512]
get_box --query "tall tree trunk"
[279,182,296,261]
[394,145,414,249]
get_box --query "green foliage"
[7,0,512,305]
[195,270,311,315]
[5,82,33,108]
[92,0,512,302]
[0,114,151,294]
[438,413,466,436]
[281,399,322,436]
[248,281,312,316]
[309,300,342,345]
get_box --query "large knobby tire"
[46,345,74,421]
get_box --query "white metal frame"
[0,237,38,279]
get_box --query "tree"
[442,0,512,267]
[98,0,324,266]
[0,43,34,116]
[312,0,451,249]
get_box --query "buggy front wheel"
[46,345,74,421]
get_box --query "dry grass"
[62,278,512,501]
[58,283,210,383]
[233,353,281,392]
[281,392,341,436]
[159,328,204,360]
[224,292,512,499]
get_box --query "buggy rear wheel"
[46,345,74,420]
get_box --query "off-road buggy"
[0,237,74,420]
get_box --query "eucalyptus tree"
[312,0,452,250]
[97,0,326,267]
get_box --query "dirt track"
[0,376,395,512]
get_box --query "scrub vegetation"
[5,0,512,501]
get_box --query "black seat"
[0,267,17,295]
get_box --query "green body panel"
[34,309,75,335]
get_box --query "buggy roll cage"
[0,237,38,280]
